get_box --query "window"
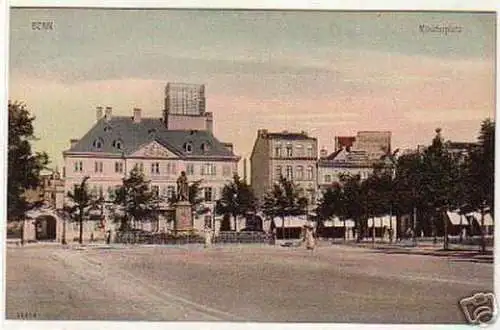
[296,166,304,180]
[307,145,314,158]
[98,185,104,198]
[286,165,293,180]
[325,174,332,183]
[135,162,144,172]
[151,162,160,175]
[306,166,314,180]
[107,187,115,200]
[94,161,103,173]
[74,161,83,172]
[184,142,193,153]
[104,126,112,132]
[286,144,293,157]
[204,187,213,202]
[115,162,123,173]
[222,165,231,177]
[201,163,216,176]
[73,184,79,193]
[112,139,123,150]
[201,142,211,152]
[151,185,160,197]
[167,186,176,199]
[93,138,103,149]
[296,144,304,157]
[274,144,282,157]
[166,162,177,175]
[186,163,195,175]
[275,166,282,178]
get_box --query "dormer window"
[104,126,112,132]
[201,142,211,152]
[112,139,123,150]
[92,138,104,149]
[183,142,193,153]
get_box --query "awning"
[468,212,494,226]
[446,211,465,226]
[272,215,308,228]
[368,216,396,228]
[323,218,355,228]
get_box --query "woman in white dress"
[303,221,316,250]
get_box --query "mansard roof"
[63,116,238,159]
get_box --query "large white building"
[62,84,239,232]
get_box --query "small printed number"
[17,312,38,319]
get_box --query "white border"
[1,1,499,330]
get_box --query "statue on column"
[176,171,189,202]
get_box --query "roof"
[64,116,238,159]
[266,132,316,141]
[445,141,478,150]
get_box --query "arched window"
[183,142,193,153]
[92,138,104,149]
[201,142,211,152]
[112,139,123,150]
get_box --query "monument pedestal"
[175,201,193,232]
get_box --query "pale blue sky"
[9,9,496,168]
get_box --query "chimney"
[258,129,268,137]
[70,139,79,148]
[104,106,112,121]
[96,106,103,121]
[133,108,142,123]
[320,147,328,158]
[205,112,213,132]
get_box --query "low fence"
[214,231,273,244]
[114,230,273,245]
[115,231,205,245]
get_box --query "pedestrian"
[204,225,212,248]
[105,230,111,245]
[303,221,316,251]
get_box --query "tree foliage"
[261,175,308,234]
[8,101,49,220]
[114,166,159,230]
[215,174,257,231]
[65,176,100,244]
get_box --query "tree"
[65,176,99,244]
[460,119,495,252]
[215,174,257,231]
[261,175,308,239]
[338,173,366,242]
[315,183,346,238]
[8,101,49,221]
[114,166,159,230]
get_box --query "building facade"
[63,86,239,232]
[317,148,374,192]
[250,129,318,204]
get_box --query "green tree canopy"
[215,174,257,231]
[8,101,49,220]
[114,166,159,230]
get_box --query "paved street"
[5,243,494,323]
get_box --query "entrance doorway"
[35,215,57,240]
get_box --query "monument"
[175,171,193,232]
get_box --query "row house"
[317,148,375,193]
[250,129,318,204]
